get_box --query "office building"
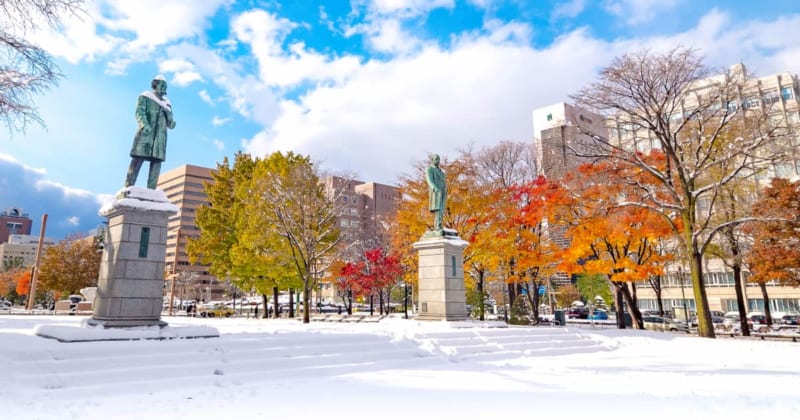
[0,208,32,243]
[157,165,221,302]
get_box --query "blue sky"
[2,0,799,240]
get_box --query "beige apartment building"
[157,165,222,302]
[533,65,800,314]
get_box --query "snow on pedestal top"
[99,186,179,216]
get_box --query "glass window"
[781,86,794,101]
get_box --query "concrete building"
[0,235,55,268]
[533,66,800,314]
[157,165,221,302]
[0,208,32,243]
[321,176,400,303]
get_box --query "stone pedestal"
[413,229,469,321]
[88,187,178,328]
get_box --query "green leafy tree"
[246,152,342,323]
[36,233,101,295]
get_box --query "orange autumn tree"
[0,268,24,298]
[745,178,800,325]
[15,270,31,296]
[391,152,497,317]
[560,158,677,329]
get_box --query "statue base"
[413,230,469,321]
[90,187,178,328]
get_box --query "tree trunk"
[759,283,773,326]
[528,282,540,325]
[289,288,295,319]
[385,288,391,316]
[379,291,385,315]
[369,294,374,316]
[403,282,408,319]
[271,287,278,318]
[614,285,625,329]
[261,294,268,319]
[302,284,311,324]
[733,264,750,336]
[478,270,485,321]
[690,250,715,338]
[653,276,665,316]
[347,291,353,315]
[618,283,644,329]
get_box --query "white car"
[0,301,13,311]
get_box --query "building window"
[763,91,781,106]
[351,197,358,204]
[781,86,794,101]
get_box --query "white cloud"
[172,71,203,86]
[466,0,496,10]
[158,59,204,86]
[552,0,587,20]
[356,0,455,18]
[0,153,47,175]
[212,139,225,150]
[35,179,98,199]
[231,10,363,88]
[32,0,233,73]
[240,10,800,185]
[604,0,684,25]
[199,90,215,106]
[211,116,232,126]
[363,18,422,54]
[67,216,80,226]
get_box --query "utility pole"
[26,214,48,311]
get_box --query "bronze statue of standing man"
[426,154,447,231]
[125,75,176,189]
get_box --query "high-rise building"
[533,66,800,314]
[532,102,607,180]
[157,165,221,302]
[0,208,33,243]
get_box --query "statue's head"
[151,75,167,95]
[430,154,440,165]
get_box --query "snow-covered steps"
[411,327,614,362]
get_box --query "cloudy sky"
[2,0,800,239]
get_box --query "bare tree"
[572,47,790,338]
[1,0,84,133]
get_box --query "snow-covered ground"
[2,315,798,419]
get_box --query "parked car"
[567,307,590,319]
[197,304,234,318]
[587,309,609,320]
[643,316,691,333]
[690,315,725,328]
[781,314,799,325]
[0,300,12,311]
